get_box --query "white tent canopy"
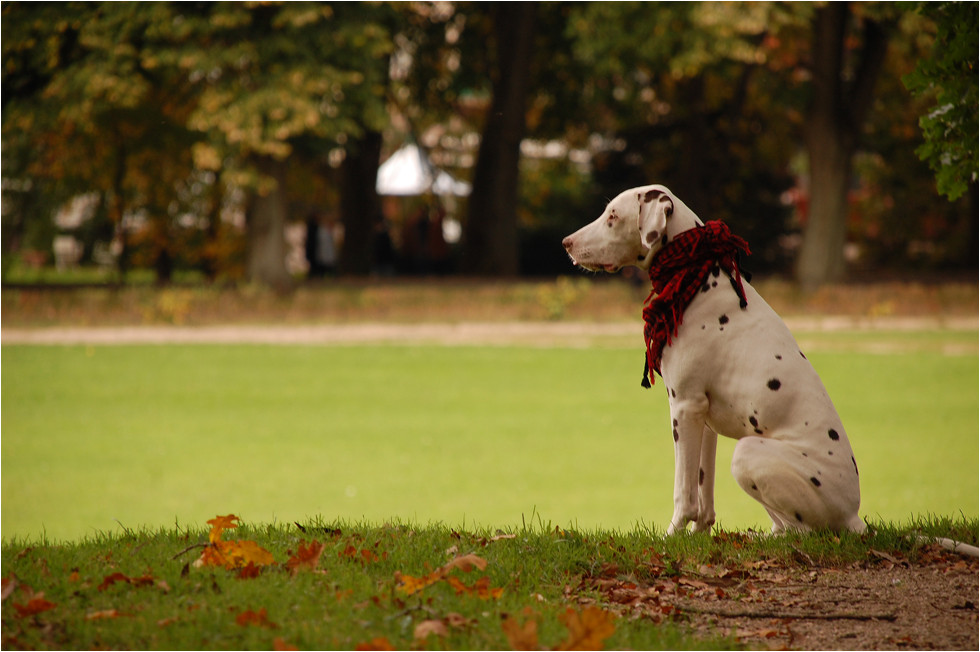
[375,144,471,197]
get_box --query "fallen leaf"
[396,571,443,596]
[555,606,616,651]
[490,533,517,542]
[355,636,396,650]
[199,538,275,571]
[97,572,130,591]
[444,553,488,573]
[13,595,56,618]
[502,613,539,651]
[207,514,240,543]
[286,540,325,574]
[237,562,263,579]
[273,637,299,651]
[97,572,155,592]
[445,575,504,600]
[235,608,277,628]
[86,609,129,620]
[414,619,448,641]
[2,575,19,602]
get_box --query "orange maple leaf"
[396,554,502,597]
[286,540,325,575]
[502,613,540,651]
[396,571,444,596]
[217,539,275,569]
[207,514,240,543]
[445,575,504,600]
[555,606,616,651]
[196,515,275,571]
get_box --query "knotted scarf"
[641,221,751,388]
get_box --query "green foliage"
[903,2,979,201]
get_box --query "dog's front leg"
[693,426,717,532]
[667,400,708,534]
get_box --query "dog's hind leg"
[730,436,863,533]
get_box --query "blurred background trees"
[2,1,976,288]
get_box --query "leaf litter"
[2,515,977,650]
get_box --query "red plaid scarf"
[641,221,751,388]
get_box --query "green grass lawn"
[2,337,977,543]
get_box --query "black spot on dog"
[795,512,804,523]
[751,484,758,491]
[775,354,782,361]
[673,428,679,442]
[851,456,859,475]
[802,452,808,457]
[800,351,807,360]
[828,451,834,456]
[749,416,759,427]
[671,388,677,398]
[767,378,781,391]
[810,477,821,487]
[828,429,840,441]
[712,266,721,278]
[718,315,729,325]
[643,189,660,203]
[701,282,711,293]
[699,468,704,485]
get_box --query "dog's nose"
[562,236,573,251]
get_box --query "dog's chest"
[658,278,831,437]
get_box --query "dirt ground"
[575,544,978,650]
[680,556,978,650]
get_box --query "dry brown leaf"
[1,575,19,602]
[443,553,488,573]
[85,609,129,620]
[13,594,56,618]
[414,619,449,641]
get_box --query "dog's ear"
[637,190,673,258]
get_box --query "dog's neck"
[638,195,704,270]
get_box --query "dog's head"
[562,185,698,273]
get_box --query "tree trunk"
[463,2,537,276]
[339,129,383,276]
[795,3,890,289]
[246,156,292,291]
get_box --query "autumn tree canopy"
[2,1,975,286]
